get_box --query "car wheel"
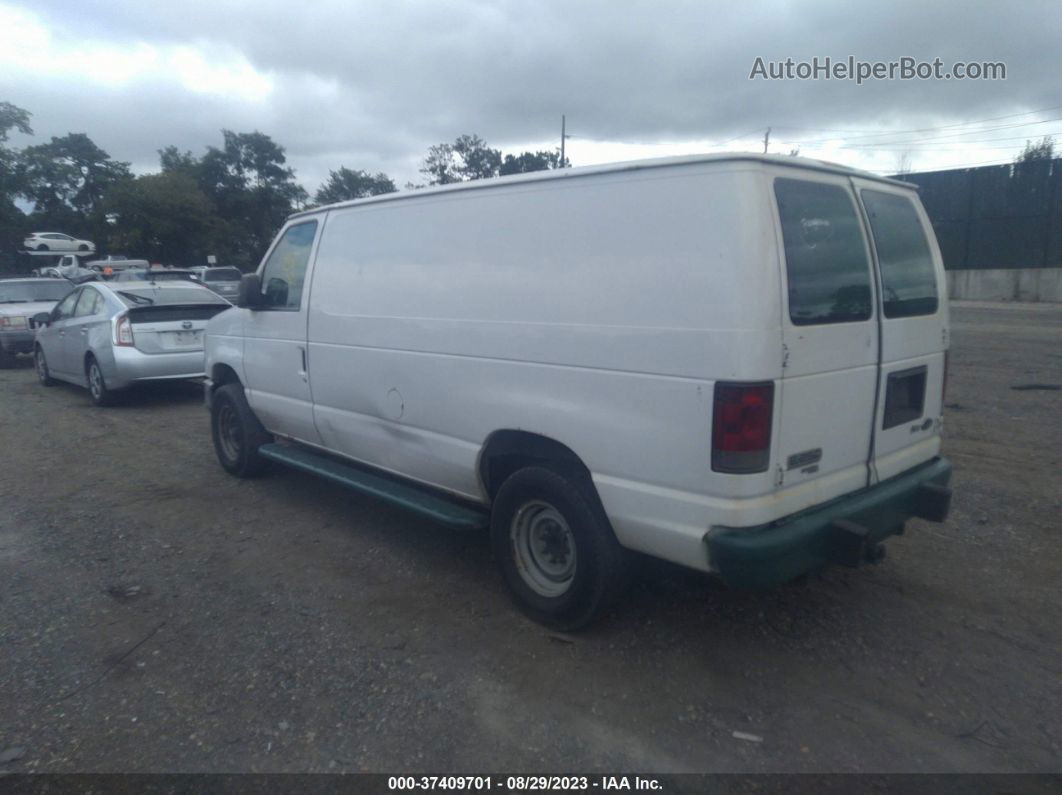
[211,383,272,477]
[85,356,116,406]
[35,244,48,252]
[78,244,89,251]
[35,347,55,385]
[490,466,630,630]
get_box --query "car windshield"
[204,268,242,282]
[0,281,72,303]
[116,286,228,306]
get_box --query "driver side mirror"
[31,312,51,329]
[236,273,264,309]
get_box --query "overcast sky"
[2,0,1060,194]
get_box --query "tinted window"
[861,190,939,318]
[204,268,242,281]
[775,178,872,325]
[74,288,102,317]
[0,281,71,303]
[115,286,228,307]
[260,221,318,310]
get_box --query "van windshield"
[775,178,873,325]
[860,190,939,318]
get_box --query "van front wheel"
[211,383,272,477]
[490,466,628,630]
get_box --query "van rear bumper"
[706,457,952,589]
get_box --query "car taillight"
[114,314,134,346]
[711,381,774,474]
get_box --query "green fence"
[894,158,1062,270]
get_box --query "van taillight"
[114,314,134,346]
[712,382,774,474]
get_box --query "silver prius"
[33,280,231,406]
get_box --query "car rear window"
[116,286,228,306]
[775,178,873,325]
[860,190,939,318]
[204,268,242,281]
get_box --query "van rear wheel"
[490,466,629,630]
[211,383,272,477]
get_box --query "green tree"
[499,149,566,175]
[101,171,229,265]
[161,130,309,267]
[0,102,33,272]
[1016,136,1054,163]
[420,134,502,184]
[19,133,132,219]
[314,167,396,205]
[453,134,501,180]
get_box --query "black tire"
[78,244,89,252]
[490,466,629,630]
[86,356,117,406]
[211,383,272,477]
[35,347,55,385]
[35,244,48,252]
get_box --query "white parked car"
[204,153,953,629]
[23,232,96,253]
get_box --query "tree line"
[0,101,566,273]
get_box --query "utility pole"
[560,115,570,167]
[763,127,771,154]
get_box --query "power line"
[772,102,1062,139]
[837,128,1062,149]
[782,117,1062,148]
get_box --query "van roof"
[290,152,914,220]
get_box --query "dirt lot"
[0,301,1059,774]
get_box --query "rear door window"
[73,288,102,317]
[860,190,939,318]
[53,290,80,320]
[259,221,319,310]
[774,178,873,325]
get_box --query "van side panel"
[306,166,783,570]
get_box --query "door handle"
[80,328,87,334]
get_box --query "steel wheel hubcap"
[217,403,241,461]
[510,500,577,598]
[36,352,46,380]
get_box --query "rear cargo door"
[851,178,948,483]
[770,170,879,498]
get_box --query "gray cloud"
[5,0,1061,189]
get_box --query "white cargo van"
[204,153,952,629]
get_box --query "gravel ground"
[0,301,1059,774]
